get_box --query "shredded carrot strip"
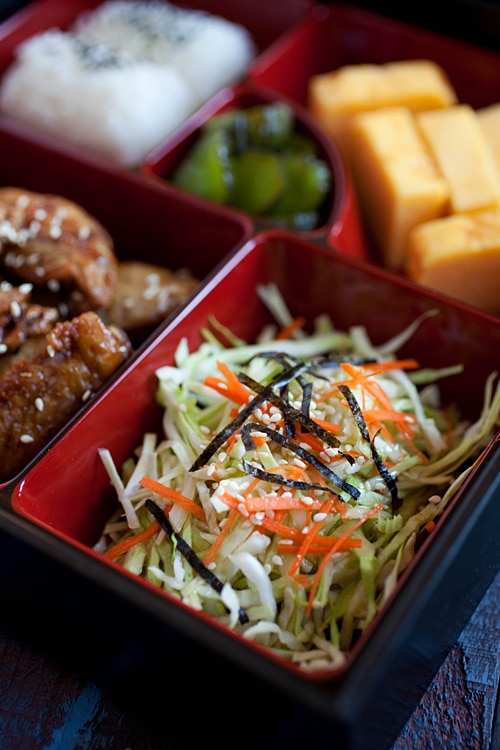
[106,521,160,561]
[276,316,306,340]
[364,358,420,373]
[278,539,362,555]
[318,359,418,409]
[203,508,240,566]
[306,503,383,616]
[286,497,341,578]
[294,427,329,455]
[245,494,330,513]
[363,406,428,462]
[309,417,341,434]
[139,476,206,521]
[204,360,253,405]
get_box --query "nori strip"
[145,499,249,625]
[240,422,359,500]
[189,351,375,473]
[338,384,398,503]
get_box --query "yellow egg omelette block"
[416,104,500,214]
[308,59,457,154]
[477,103,500,176]
[347,105,450,270]
[406,208,500,315]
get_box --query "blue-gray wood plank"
[0,569,498,749]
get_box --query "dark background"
[1,1,500,50]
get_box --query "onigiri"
[0,1,256,167]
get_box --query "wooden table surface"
[0,521,498,750]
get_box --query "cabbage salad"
[96,284,500,670]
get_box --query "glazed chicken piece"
[0,311,131,482]
[0,187,118,313]
[0,281,60,374]
[105,260,199,343]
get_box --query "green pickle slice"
[269,153,332,216]
[230,150,285,214]
[170,102,333,228]
[172,129,232,203]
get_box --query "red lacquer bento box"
[0,3,499,749]
[2,231,500,749]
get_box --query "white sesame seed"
[35,397,44,412]
[10,300,22,319]
[46,345,55,358]
[18,283,33,295]
[16,194,29,209]
[29,220,41,237]
[20,434,34,444]
[78,226,91,241]
[313,512,327,522]
[47,279,61,293]
[82,389,91,402]
[0,344,7,355]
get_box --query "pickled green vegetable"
[230,151,284,213]
[205,101,294,150]
[269,153,331,215]
[172,129,232,203]
[171,102,332,228]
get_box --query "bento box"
[0,2,500,749]
[2,231,500,749]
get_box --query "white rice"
[0,0,256,167]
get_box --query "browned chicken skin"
[0,280,59,347]
[0,187,118,311]
[105,260,199,342]
[0,188,198,480]
[0,311,131,482]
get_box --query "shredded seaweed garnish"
[145,499,249,625]
[190,358,321,470]
[240,422,359,500]
[238,371,341,448]
[338,384,399,503]
[97,296,500,670]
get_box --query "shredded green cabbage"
[96,286,500,671]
